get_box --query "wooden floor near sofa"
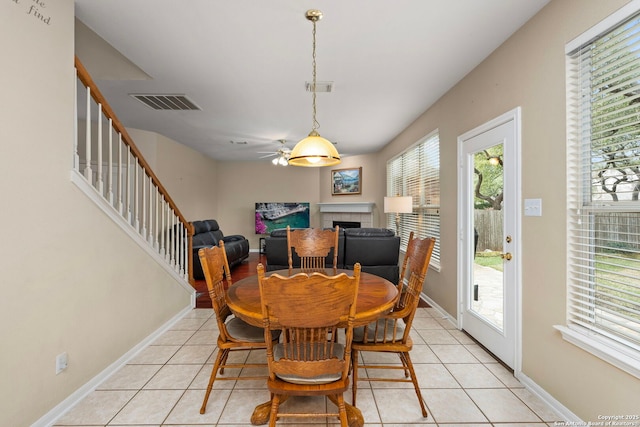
[192,252,429,309]
[192,252,265,308]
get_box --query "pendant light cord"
[311,19,320,133]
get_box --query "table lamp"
[384,196,413,236]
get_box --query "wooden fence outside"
[474,210,503,252]
[474,210,640,253]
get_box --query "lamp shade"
[384,196,413,214]
[288,131,341,167]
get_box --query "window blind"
[566,11,640,358]
[386,131,440,268]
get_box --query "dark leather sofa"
[265,227,400,284]
[191,219,249,280]
[264,227,346,271]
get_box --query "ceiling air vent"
[130,94,201,111]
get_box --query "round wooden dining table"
[225,267,399,427]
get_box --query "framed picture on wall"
[331,167,362,195]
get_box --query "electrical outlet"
[56,352,68,374]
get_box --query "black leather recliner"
[191,219,249,280]
[342,228,400,284]
[265,227,400,284]
[264,228,346,270]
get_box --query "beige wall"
[142,152,384,251]
[215,161,321,250]
[378,0,639,419]
[319,153,388,225]
[128,128,220,221]
[0,1,191,426]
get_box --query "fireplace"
[318,202,374,229]
[333,220,361,229]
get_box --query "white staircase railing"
[72,57,194,285]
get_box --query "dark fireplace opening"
[333,221,361,229]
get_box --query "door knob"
[501,252,512,261]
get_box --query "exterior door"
[457,108,521,370]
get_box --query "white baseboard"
[419,292,577,422]
[32,305,194,427]
[517,371,581,422]
[420,291,458,328]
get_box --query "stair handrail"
[74,56,195,284]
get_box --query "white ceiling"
[74,0,549,163]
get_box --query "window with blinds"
[563,5,640,376]
[386,131,440,269]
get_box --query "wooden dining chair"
[286,225,339,271]
[198,241,279,414]
[351,232,436,418]
[257,262,361,427]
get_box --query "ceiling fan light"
[288,132,341,167]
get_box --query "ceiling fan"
[257,140,291,166]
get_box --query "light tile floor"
[53,307,561,426]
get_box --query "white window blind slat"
[386,132,440,268]
[565,9,640,365]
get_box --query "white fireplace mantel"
[318,202,375,228]
[317,202,375,213]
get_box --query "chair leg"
[336,393,349,427]
[200,348,227,414]
[269,394,281,427]
[351,349,359,407]
[398,351,410,377]
[218,348,230,374]
[401,351,428,418]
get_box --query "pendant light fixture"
[288,9,341,167]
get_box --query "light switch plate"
[524,198,542,216]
